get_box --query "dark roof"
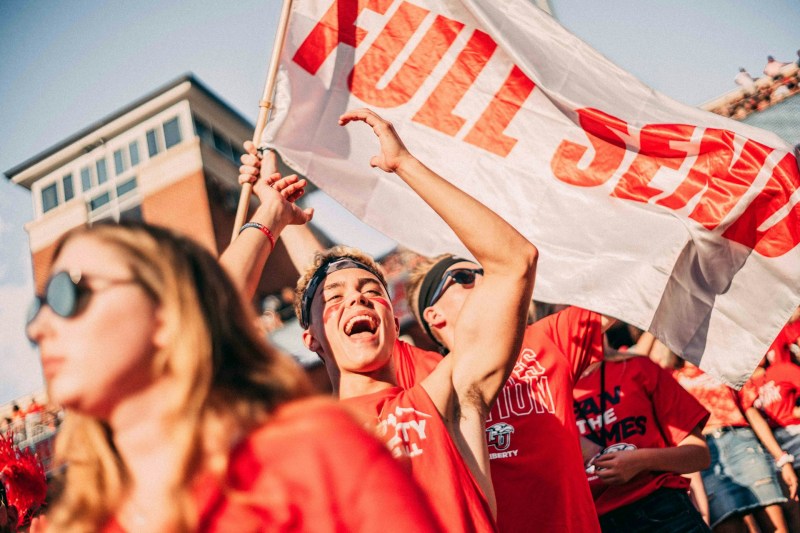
[5,73,254,180]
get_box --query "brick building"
[5,73,301,299]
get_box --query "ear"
[422,306,446,330]
[394,316,400,334]
[302,329,322,354]
[152,307,170,349]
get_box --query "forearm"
[280,224,325,272]
[745,407,785,459]
[632,443,710,475]
[220,202,289,301]
[395,156,538,275]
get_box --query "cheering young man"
[227,108,538,532]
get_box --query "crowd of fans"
[4,104,800,533]
[712,51,800,119]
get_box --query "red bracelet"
[239,222,276,250]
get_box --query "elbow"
[698,446,711,471]
[517,243,539,278]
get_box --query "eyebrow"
[321,277,383,293]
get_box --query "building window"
[42,183,58,213]
[96,159,108,185]
[129,140,140,167]
[120,205,143,222]
[163,117,182,149]
[90,192,111,211]
[63,174,74,201]
[194,116,213,144]
[116,177,137,197]
[80,166,93,191]
[232,144,244,164]
[146,129,160,157]
[113,149,127,175]
[213,131,233,161]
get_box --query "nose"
[26,304,52,345]
[345,290,369,308]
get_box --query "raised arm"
[339,108,537,408]
[340,109,537,508]
[219,142,313,301]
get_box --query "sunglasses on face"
[27,270,138,327]
[429,268,484,307]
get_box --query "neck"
[337,361,398,400]
[109,378,186,491]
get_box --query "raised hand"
[238,141,313,227]
[338,108,412,173]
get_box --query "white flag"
[263,0,800,387]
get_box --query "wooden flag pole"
[231,0,294,240]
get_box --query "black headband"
[299,257,387,328]
[416,256,468,345]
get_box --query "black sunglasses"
[429,268,483,307]
[27,270,138,328]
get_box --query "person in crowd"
[764,55,790,80]
[25,215,442,531]
[573,350,711,532]
[673,360,792,533]
[739,354,800,530]
[734,67,757,95]
[766,307,800,366]
[228,108,539,532]
[401,256,614,532]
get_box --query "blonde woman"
[26,210,440,530]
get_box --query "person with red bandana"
[228,108,538,532]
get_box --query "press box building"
[5,74,301,297]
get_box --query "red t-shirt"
[103,399,441,533]
[573,357,709,516]
[393,339,440,389]
[673,364,749,429]
[395,306,604,533]
[741,363,800,427]
[343,384,497,533]
[767,321,800,365]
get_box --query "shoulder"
[241,398,380,460]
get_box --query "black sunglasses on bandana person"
[26,270,138,338]
[429,268,484,307]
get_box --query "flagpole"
[231,0,294,240]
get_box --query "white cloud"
[0,282,45,404]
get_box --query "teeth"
[345,315,376,335]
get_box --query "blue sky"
[0,0,798,404]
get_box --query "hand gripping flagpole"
[231,0,294,240]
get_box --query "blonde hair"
[293,245,387,323]
[46,221,311,532]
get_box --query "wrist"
[776,451,795,469]
[251,203,289,235]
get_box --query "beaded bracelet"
[239,222,276,250]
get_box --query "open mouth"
[344,314,379,337]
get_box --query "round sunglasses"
[429,268,484,307]
[27,270,138,327]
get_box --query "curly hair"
[294,245,387,324]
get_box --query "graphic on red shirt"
[343,384,497,533]
[741,363,800,427]
[574,357,709,516]
[673,363,749,428]
[395,306,604,532]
